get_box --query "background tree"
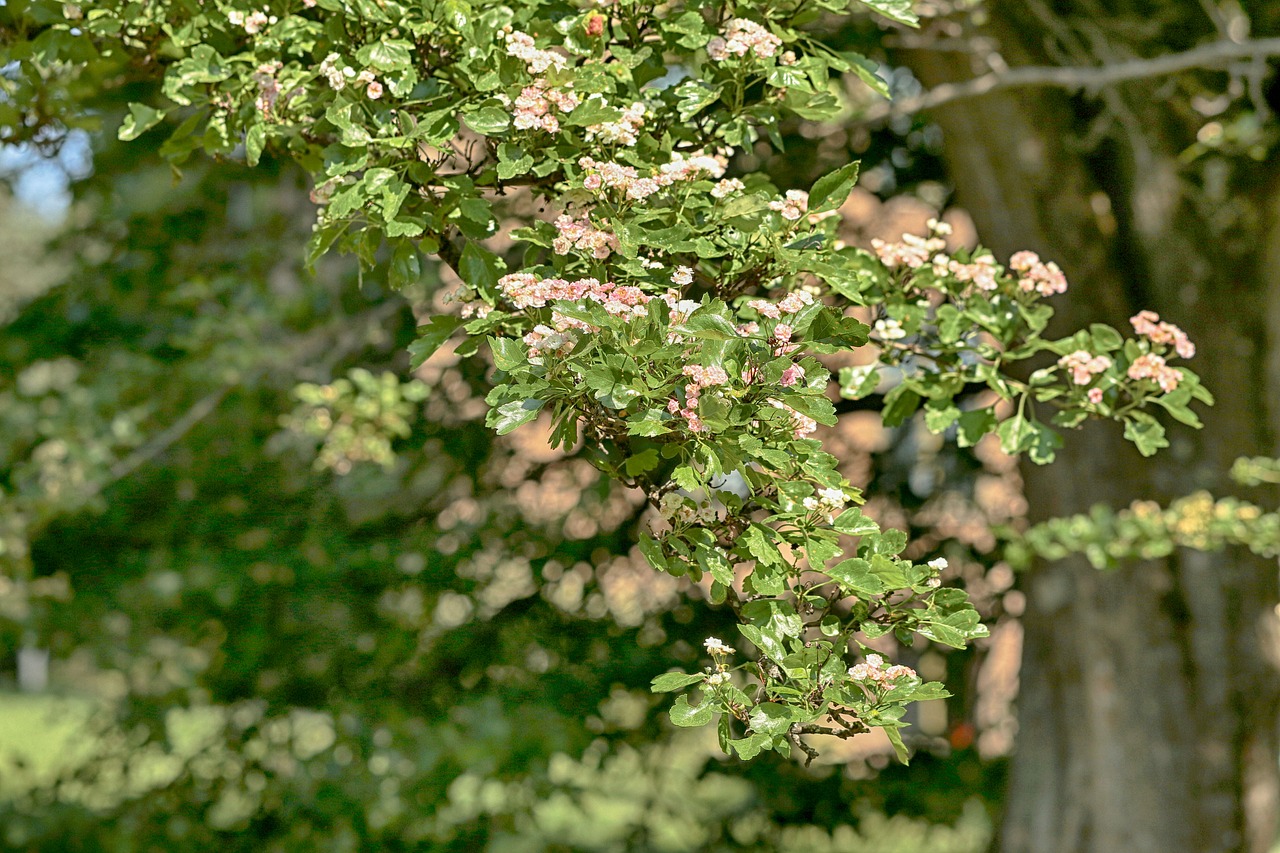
[879,2,1280,850]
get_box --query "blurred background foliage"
[2,0,1280,851]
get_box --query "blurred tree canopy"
[2,1,1280,852]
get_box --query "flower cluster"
[659,492,716,525]
[711,178,745,199]
[802,487,846,522]
[769,190,809,222]
[871,231,948,270]
[496,273,649,319]
[873,317,906,340]
[704,637,736,656]
[585,101,647,147]
[578,151,727,201]
[1058,350,1112,386]
[1009,251,1069,296]
[769,398,818,439]
[251,61,282,118]
[512,79,580,133]
[503,31,566,74]
[228,7,274,34]
[1128,353,1182,393]
[552,213,618,259]
[1131,311,1195,359]
[522,324,578,363]
[848,654,917,687]
[707,19,783,61]
[667,364,731,433]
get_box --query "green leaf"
[462,105,510,135]
[748,703,793,737]
[738,623,786,660]
[245,123,267,167]
[565,97,623,127]
[858,0,920,27]
[881,386,921,428]
[884,725,910,764]
[119,102,165,141]
[675,80,722,121]
[624,448,660,477]
[1090,323,1124,352]
[1125,416,1169,457]
[487,399,543,434]
[669,695,714,727]
[638,533,668,571]
[651,671,706,693]
[459,241,504,298]
[808,161,860,214]
[408,316,463,368]
[488,337,526,372]
[828,558,885,597]
[731,732,770,759]
[833,508,878,536]
[957,408,996,447]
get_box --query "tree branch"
[861,37,1280,124]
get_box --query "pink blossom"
[769,399,817,439]
[505,31,567,74]
[707,19,783,61]
[769,190,808,221]
[747,299,781,320]
[553,213,618,259]
[1057,350,1111,385]
[1130,310,1195,358]
[1128,353,1181,393]
[366,80,383,99]
[779,364,805,387]
[1088,387,1105,404]
[711,178,745,199]
[777,290,812,314]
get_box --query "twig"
[860,36,1280,124]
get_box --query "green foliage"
[0,0,1213,767]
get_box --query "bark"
[900,3,1280,850]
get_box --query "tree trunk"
[901,4,1280,850]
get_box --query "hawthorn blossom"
[586,101,646,146]
[522,324,578,363]
[1131,310,1195,358]
[873,317,906,340]
[711,178,745,198]
[1128,353,1181,393]
[553,214,618,259]
[578,151,725,200]
[707,19,783,61]
[871,231,947,269]
[769,190,808,221]
[514,79,579,133]
[505,30,567,74]
[251,62,282,118]
[366,80,383,99]
[1009,250,1069,296]
[496,273,652,320]
[318,53,347,90]
[705,637,736,656]
[747,299,781,320]
[768,399,818,439]
[778,290,813,314]
[1088,387,1105,404]
[802,486,846,522]
[672,266,694,286]
[1058,350,1112,385]
[848,654,918,687]
[779,364,805,387]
